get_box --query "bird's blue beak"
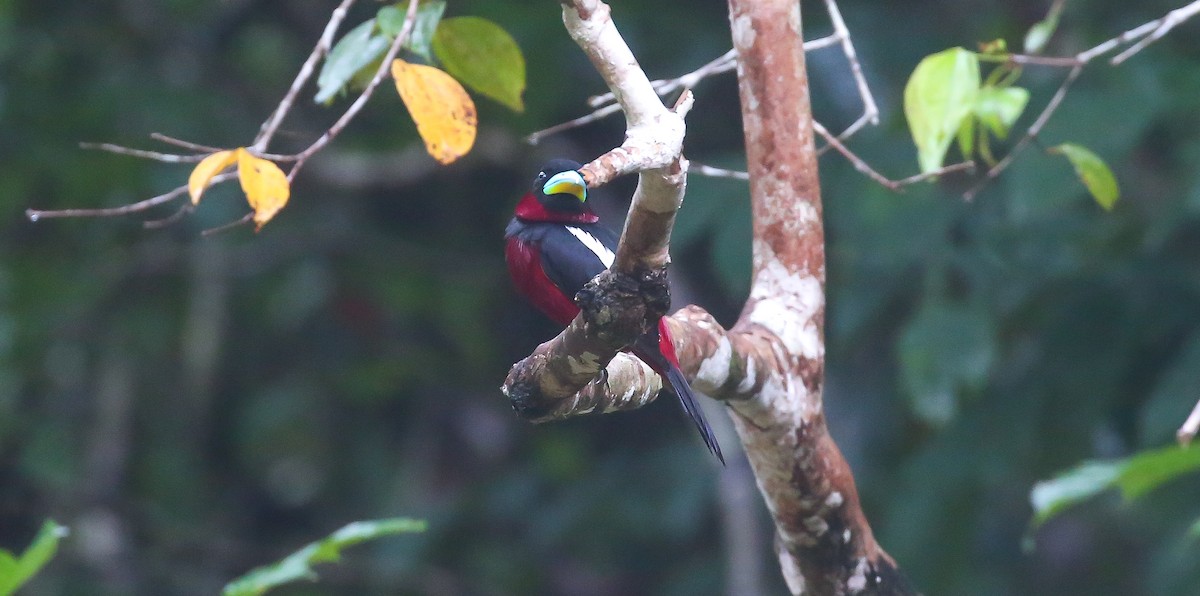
[542,170,587,202]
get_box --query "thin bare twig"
[812,120,897,189]
[813,120,973,190]
[538,4,862,145]
[824,0,877,128]
[25,172,236,221]
[150,133,224,153]
[1178,398,1200,447]
[894,161,976,185]
[1111,0,1200,65]
[79,142,207,164]
[587,49,737,110]
[527,103,622,145]
[286,0,419,181]
[142,203,195,229]
[253,0,358,151]
[691,162,750,180]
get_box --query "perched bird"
[505,159,724,464]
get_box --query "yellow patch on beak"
[543,171,587,202]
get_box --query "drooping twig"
[142,203,195,230]
[201,213,254,237]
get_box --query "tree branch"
[506,0,912,591]
[503,0,692,414]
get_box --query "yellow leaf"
[391,58,477,165]
[188,150,237,205]
[235,148,290,230]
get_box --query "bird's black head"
[532,159,587,213]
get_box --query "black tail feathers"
[664,365,725,465]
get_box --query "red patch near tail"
[657,318,681,368]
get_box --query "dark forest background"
[3,0,1200,594]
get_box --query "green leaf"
[316,19,391,105]
[222,517,426,596]
[956,110,975,161]
[432,17,526,112]
[1024,2,1064,54]
[1117,444,1200,500]
[0,519,69,596]
[1030,446,1200,528]
[973,86,1029,139]
[904,47,980,173]
[1048,143,1120,210]
[1030,461,1122,528]
[377,1,446,60]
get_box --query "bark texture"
[725,0,908,592]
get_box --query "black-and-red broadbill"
[505,159,724,464]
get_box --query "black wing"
[536,222,619,297]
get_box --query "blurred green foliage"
[2,1,1200,595]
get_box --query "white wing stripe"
[566,226,616,268]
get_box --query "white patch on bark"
[694,335,732,389]
[736,353,757,393]
[825,491,844,508]
[567,226,616,268]
[748,251,824,360]
[567,351,602,375]
[730,14,756,50]
[847,557,870,592]
[777,546,807,595]
[843,528,852,544]
[787,1,801,35]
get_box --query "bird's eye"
[536,172,547,180]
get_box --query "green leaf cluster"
[904,18,1119,210]
[316,2,524,112]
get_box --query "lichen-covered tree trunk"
[717,0,909,592]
